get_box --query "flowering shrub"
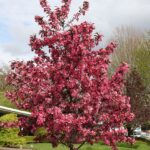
[6,0,134,150]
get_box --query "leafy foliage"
[110,26,150,86]
[0,114,26,147]
[134,48,150,88]
[0,128,26,147]
[110,27,150,135]
[126,68,150,134]
[34,127,47,137]
[0,113,17,122]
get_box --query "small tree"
[6,0,134,150]
[126,68,150,136]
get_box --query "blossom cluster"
[6,0,134,150]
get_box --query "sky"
[0,0,150,67]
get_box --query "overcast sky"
[0,0,150,67]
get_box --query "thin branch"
[77,141,86,149]
[60,141,68,147]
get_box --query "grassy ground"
[26,140,150,150]
[0,91,15,108]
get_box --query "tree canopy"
[6,1,134,150]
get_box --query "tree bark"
[127,126,134,137]
[69,145,74,150]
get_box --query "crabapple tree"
[6,0,134,150]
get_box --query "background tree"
[125,68,150,136]
[110,26,150,134]
[110,26,150,86]
[0,66,10,91]
[0,66,14,107]
[110,26,143,71]
[134,32,150,88]
[6,1,134,150]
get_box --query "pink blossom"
[6,0,134,150]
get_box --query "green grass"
[0,91,15,108]
[26,140,150,150]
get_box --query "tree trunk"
[127,126,134,137]
[69,145,74,150]
[70,148,78,150]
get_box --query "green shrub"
[34,127,48,143]
[0,113,26,147]
[34,127,47,137]
[0,113,18,122]
[0,128,26,147]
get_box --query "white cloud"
[0,0,150,66]
[0,46,14,67]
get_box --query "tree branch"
[77,141,86,149]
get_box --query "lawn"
[0,91,15,108]
[26,140,150,150]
